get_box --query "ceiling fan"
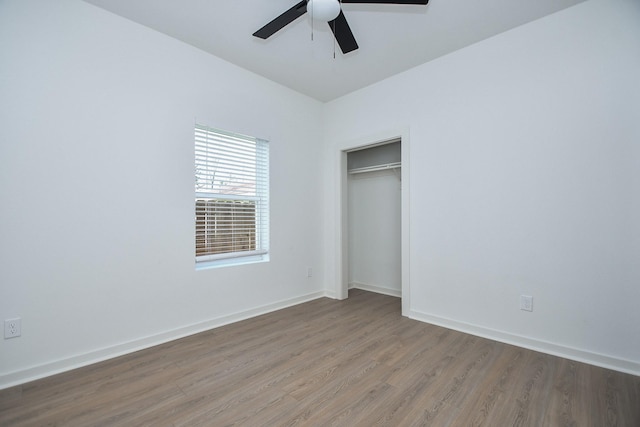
[253,0,429,54]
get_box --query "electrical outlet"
[307,267,313,278]
[4,318,21,339]
[520,295,533,312]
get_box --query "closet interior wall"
[347,141,402,297]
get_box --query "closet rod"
[348,162,401,175]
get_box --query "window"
[195,124,269,266]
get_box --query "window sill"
[195,253,269,270]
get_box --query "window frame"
[194,124,269,268]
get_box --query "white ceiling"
[83,0,585,102]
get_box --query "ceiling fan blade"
[328,10,359,54]
[253,0,308,39]
[341,0,429,4]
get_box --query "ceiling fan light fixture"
[253,0,429,55]
[307,0,341,22]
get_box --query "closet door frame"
[333,127,411,316]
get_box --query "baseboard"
[349,281,401,298]
[409,309,640,377]
[0,291,329,390]
[324,289,337,299]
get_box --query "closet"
[347,140,401,297]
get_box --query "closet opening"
[346,140,402,298]
[334,128,409,315]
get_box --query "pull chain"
[310,1,314,41]
[333,19,336,58]
[333,0,342,59]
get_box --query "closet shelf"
[348,162,401,175]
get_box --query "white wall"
[324,0,640,374]
[0,0,325,388]
[348,169,401,295]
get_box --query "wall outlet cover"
[4,318,22,339]
[520,295,533,312]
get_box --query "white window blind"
[195,124,269,264]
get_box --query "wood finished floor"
[1,289,639,426]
